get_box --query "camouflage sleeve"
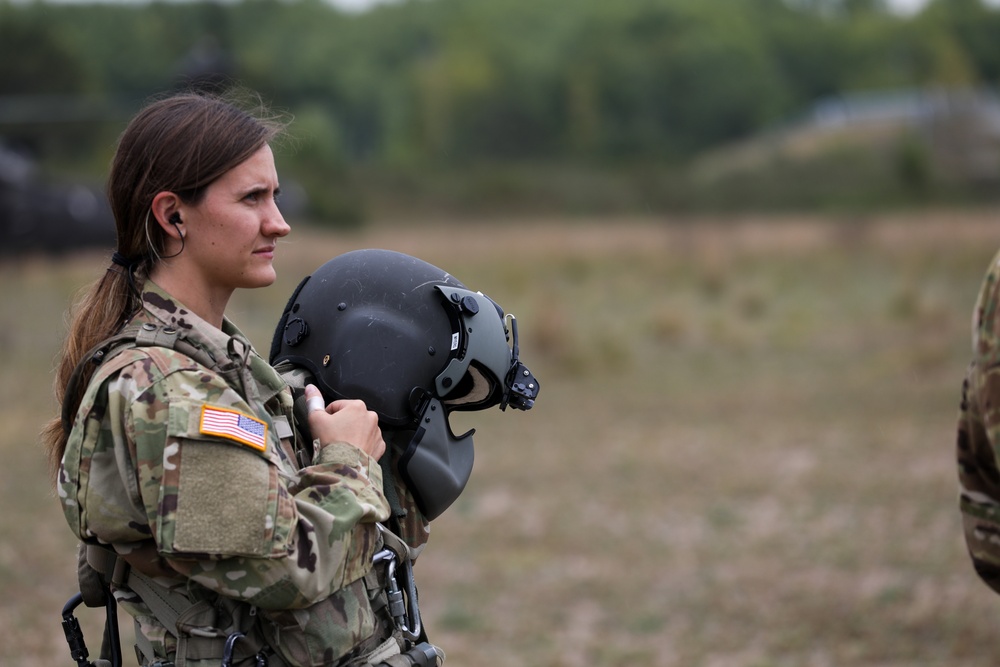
[958,251,1000,594]
[385,456,431,554]
[115,352,390,609]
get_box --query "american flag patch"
[199,405,268,451]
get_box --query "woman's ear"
[150,192,184,240]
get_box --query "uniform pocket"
[158,399,280,558]
[262,579,377,667]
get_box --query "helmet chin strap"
[396,395,475,521]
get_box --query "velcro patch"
[199,405,268,451]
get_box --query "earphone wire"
[145,209,185,261]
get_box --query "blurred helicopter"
[0,139,115,256]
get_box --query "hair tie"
[110,251,144,300]
[111,251,141,271]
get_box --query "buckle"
[221,632,268,667]
[371,548,422,641]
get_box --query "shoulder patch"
[199,405,268,451]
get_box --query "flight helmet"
[270,249,539,520]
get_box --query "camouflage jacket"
[958,249,1000,595]
[59,281,429,666]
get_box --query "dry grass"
[5,210,1000,666]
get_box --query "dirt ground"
[4,210,1000,666]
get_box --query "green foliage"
[2,0,999,216]
[894,133,932,196]
[0,7,91,94]
[280,103,366,226]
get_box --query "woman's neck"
[147,264,231,330]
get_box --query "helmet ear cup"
[269,274,310,364]
[443,364,499,410]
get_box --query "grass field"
[4,211,1000,666]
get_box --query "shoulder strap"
[61,323,228,437]
[61,323,143,436]
[85,544,267,666]
[85,545,189,632]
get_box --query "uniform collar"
[138,280,287,403]
[138,280,244,364]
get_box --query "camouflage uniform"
[958,249,1000,595]
[59,281,432,666]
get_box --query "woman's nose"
[266,202,291,237]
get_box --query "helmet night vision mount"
[270,249,539,520]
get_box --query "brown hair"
[41,90,286,475]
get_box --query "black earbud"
[161,211,186,259]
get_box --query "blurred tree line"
[2,0,999,222]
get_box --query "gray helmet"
[270,249,539,520]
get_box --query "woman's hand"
[304,384,386,460]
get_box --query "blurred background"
[4,0,1000,664]
[6,0,1000,231]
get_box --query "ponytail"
[41,260,145,476]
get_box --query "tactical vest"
[62,321,443,667]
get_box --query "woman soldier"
[41,92,440,666]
